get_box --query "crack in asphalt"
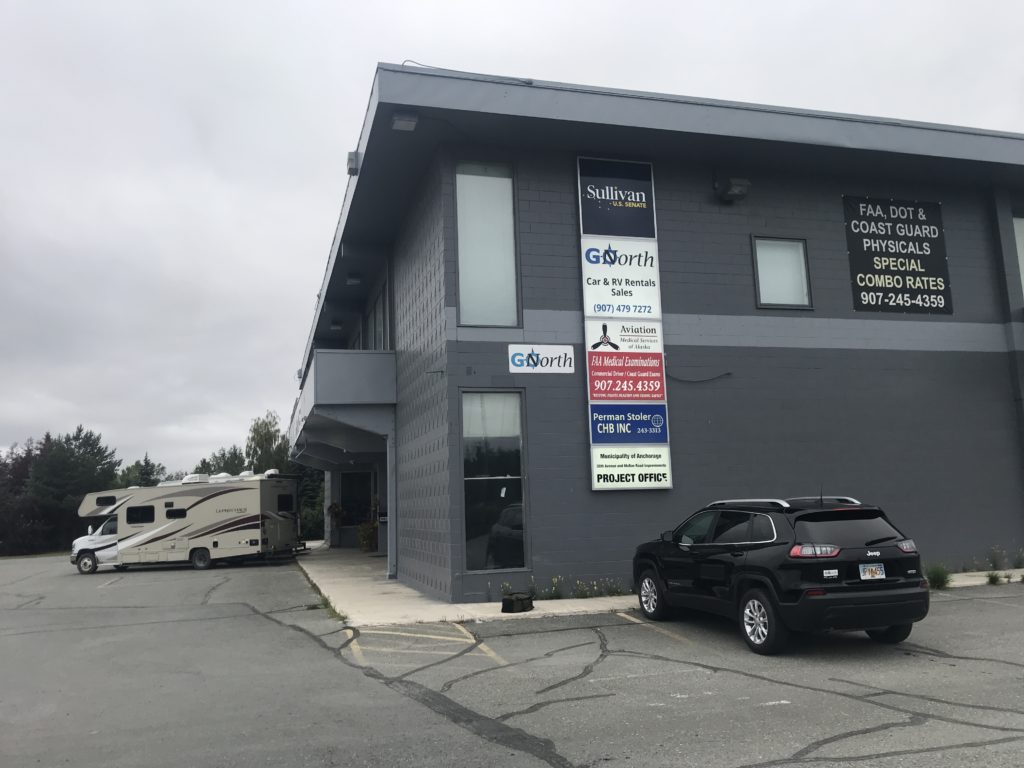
[200,575,230,605]
[831,677,1024,716]
[898,641,1024,669]
[250,604,579,768]
[536,628,610,695]
[496,693,616,723]
[440,640,595,693]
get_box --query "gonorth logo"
[585,184,648,208]
[508,345,575,374]
[590,323,620,350]
[866,550,881,557]
[584,244,655,268]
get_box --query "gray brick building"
[288,64,1024,602]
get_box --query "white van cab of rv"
[70,470,301,574]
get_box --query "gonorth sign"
[578,157,672,491]
[507,344,575,374]
[580,237,662,319]
[843,196,952,314]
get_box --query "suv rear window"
[794,511,901,547]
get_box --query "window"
[753,238,811,308]
[456,163,518,326]
[166,509,186,520]
[463,392,524,570]
[126,506,155,525]
[277,494,294,513]
[675,510,716,545]
[751,514,776,543]
[96,495,116,506]
[711,510,752,544]
[1015,217,1024,302]
[98,517,118,536]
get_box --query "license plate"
[859,563,886,580]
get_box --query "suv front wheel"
[739,588,789,655]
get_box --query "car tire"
[866,624,913,644]
[190,548,212,570]
[76,551,98,575]
[638,569,670,621]
[739,588,789,655]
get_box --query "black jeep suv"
[632,497,930,654]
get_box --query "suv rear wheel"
[638,569,669,621]
[739,588,789,654]
[866,624,913,644]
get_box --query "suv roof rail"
[786,495,862,505]
[708,498,791,508]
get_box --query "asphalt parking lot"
[2,555,1022,768]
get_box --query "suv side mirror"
[660,530,674,543]
[87,525,94,536]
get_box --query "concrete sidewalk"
[294,543,1023,627]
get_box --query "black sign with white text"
[578,158,656,238]
[844,196,952,314]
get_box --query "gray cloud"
[1,0,1022,472]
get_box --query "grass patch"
[986,571,1002,586]
[924,564,950,590]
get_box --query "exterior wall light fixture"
[714,176,751,203]
[391,113,418,131]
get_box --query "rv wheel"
[76,552,98,574]
[190,548,212,570]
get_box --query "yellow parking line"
[454,623,507,666]
[360,629,474,643]
[617,611,691,643]
[348,637,367,665]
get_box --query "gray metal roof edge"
[300,68,384,378]
[375,62,1024,163]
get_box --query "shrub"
[986,571,1001,585]
[357,521,378,552]
[1013,548,1024,569]
[924,564,950,590]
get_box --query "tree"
[117,453,166,488]
[16,427,121,553]
[197,445,246,475]
[245,411,290,473]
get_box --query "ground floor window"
[463,392,524,571]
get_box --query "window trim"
[677,509,778,545]
[453,160,523,329]
[459,388,529,574]
[751,235,813,310]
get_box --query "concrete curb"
[295,545,1023,628]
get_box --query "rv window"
[166,508,186,520]
[96,496,117,506]
[165,501,174,508]
[126,506,155,525]
[277,494,294,513]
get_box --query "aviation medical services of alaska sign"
[577,158,672,490]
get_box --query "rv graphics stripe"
[185,488,248,511]
[138,526,191,546]
[83,495,135,518]
[188,515,261,540]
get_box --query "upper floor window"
[456,163,518,326]
[753,237,811,308]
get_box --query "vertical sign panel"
[578,157,672,490]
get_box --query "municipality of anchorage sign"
[577,157,672,491]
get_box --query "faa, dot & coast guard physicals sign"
[507,344,575,374]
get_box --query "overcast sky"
[1,1,1022,473]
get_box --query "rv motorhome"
[70,470,301,573]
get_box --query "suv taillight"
[897,539,917,553]
[789,544,840,558]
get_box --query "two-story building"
[289,64,1024,602]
